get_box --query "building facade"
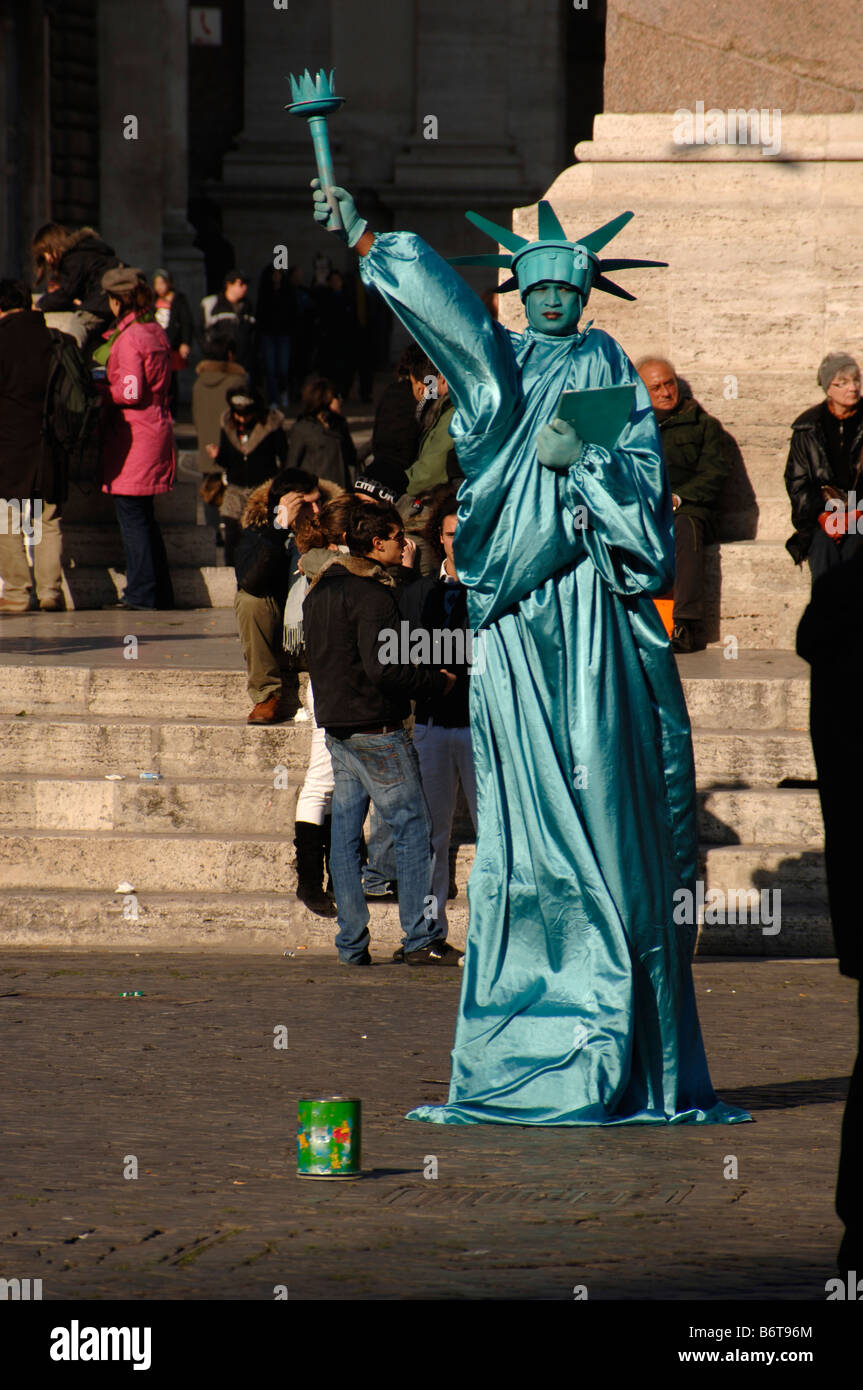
[0,0,605,302]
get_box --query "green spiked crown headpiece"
[449,200,666,304]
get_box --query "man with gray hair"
[638,356,729,652]
[785,353,863,584]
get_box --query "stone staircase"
[0,658,469,952]
[0,645,825,955]
[685,654,824,955]
[0,390,832,957]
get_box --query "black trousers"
[673,512,705,624]
[112,494,175,609]
[808,526,863,586]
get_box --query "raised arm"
[311,181,519,438]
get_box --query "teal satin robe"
[360,233,750,1126]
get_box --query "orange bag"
[654,595,674,637]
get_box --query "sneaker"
[338,951,372,967]
[405,940,464,967]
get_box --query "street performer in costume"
[310,176,749,1128]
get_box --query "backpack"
[42,328,101,458]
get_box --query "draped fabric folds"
[360,233,750,1126]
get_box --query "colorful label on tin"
[297,1099,361,1177]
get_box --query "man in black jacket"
[638,357,730,653]
[199,271,256,371]
[303,499,461,966]
[785,353,863,583]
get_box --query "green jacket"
[658,398,729,536]
[405,396,456,496]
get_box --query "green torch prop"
[285,67,345,234]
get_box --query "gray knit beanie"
[818,352,859,392]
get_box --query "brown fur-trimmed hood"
[307,552,395,590]
[240,475,343,530]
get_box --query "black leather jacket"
[785,401,863,563]
[303,554,447,734]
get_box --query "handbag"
[199,472,226,507]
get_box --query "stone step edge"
[0,827,475,848]
[0,714,309,729]
[0,772,308,786]
[0,891,469,949]
[0,769,821,793]
[0,664,811,682]
[0,713,815,735]
[0,891,829,959]
[0,893,819,919]
[702,842,823,855]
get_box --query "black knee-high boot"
[321,814,334,896]
[294,821,336,916]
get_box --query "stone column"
[390,0,563,259]
[217,1,336,280]
[330,0,414,186]
[604,0,863,114]
[503,113,863,645]
[97,0,164,270]
[392,0,524,227]
[160,0,204,303]
[0,2,52,277]
[97,0,201,294]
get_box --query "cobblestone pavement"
[0,952,854,1301]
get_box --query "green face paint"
[525,282,584,337]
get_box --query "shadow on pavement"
[722,1075,849,1110]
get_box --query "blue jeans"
[325,728,440,962]
[112,495,174,609]
[362,806,397,893]
[413,721,477,934]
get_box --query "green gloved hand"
[536,418,584,472]
[311,177,368,248]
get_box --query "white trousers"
[412,721,477,932]
[295,679,335,825]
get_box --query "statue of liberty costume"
[312,179,750,1128]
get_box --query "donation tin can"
[297,1096,362,1179]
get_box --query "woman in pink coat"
[99,266,175,609]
